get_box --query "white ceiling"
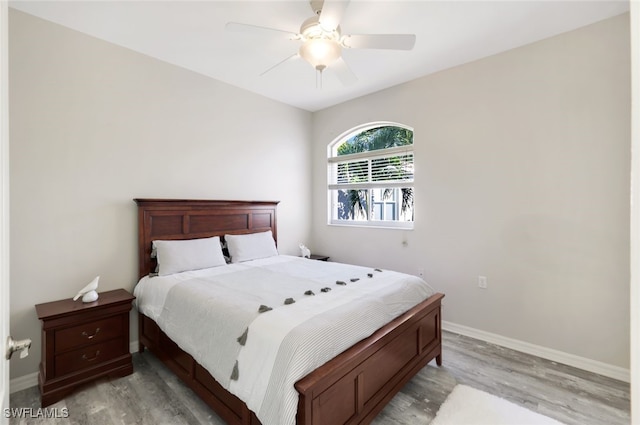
[9,0,629,112]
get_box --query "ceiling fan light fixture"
[227,1,416,88]
[299,38,342,70]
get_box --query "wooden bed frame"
[134,198,444,425]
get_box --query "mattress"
[133,255,435,425]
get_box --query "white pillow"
[153,236,227,276]
[225,230,278,263]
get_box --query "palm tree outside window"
[328,123,414,229]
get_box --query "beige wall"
[8,9,312,379]
[629,2,639,421]
[8,8,631,381]
[312,14,631,368]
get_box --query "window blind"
[329,146,414,190]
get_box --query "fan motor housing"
[300,16,341,40]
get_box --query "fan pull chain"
[316,65,325,89]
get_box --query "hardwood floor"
[9,331,630,425]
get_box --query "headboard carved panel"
[134,199,279,279]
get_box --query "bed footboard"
[138,292,443,425]
[295,292,443,424]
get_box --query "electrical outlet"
[478,276,488,289]
[418,268,425,277]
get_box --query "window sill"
[328,221,414,230]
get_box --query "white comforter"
[134,255,435,425]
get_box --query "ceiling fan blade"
[318,0,350,31]
[225,22,298,39]
[332,57,357,86]
[343,34,416,50]
[260,53,299,76]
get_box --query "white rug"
[431,385,566,425]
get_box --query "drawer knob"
[81,328,101,339]
[82,350,100,362]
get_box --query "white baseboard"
[443,321,630,383]
[10,340,140,394]
[9,372,38,394]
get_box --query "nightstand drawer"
[54,338,126,376]
[55,315,124,353]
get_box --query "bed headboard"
[134,199,279,279]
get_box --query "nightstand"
[35,289,135,407]
[308,254,330,261]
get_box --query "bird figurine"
[299,243,311,259]
[73,276,100,303]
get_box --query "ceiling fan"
[225,0,416,87]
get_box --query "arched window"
[328,123,414,229]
